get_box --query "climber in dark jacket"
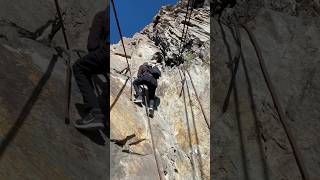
[73,9,108,130]
[133,60,161,115]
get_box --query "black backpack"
[150,66,161,79]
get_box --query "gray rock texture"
[211,0,320,179]
[0,0,108,179]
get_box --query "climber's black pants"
[133,74,157,106]
[73,48,107,112]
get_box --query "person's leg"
[143,74,157,113]
[73,54,99,110]
[73,48,107,109]
[148,85,156,110]
[133,74,154,103]
[133,78,143,102]
[73,48,107,130]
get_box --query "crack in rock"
[128,138,147,146]
[121,149,150,156]
[0,14,62,45]
[110,134,136,147]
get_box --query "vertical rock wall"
[211,0,320,179]
[110,1,211,180]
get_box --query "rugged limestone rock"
[212,0,320,179]
[110,2,210,180]
[0,0,108,179]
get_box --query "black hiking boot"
[148,99,155,117]
[74,109,104,130]
[133,95,143,104]
[148,107,154,117]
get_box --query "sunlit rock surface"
[110,1,210,180]
[0,0,108,179]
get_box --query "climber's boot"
[133,95,143,104]
[148,99,155,117]
[74,108,104,130]
[148,107,154,117]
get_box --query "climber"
[72,9,108,130]
[152,15,161,29]
[133,58,161,115]
[212,0,236,16]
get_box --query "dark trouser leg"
[73,48,107,112]
[133,78,143,97]
[148,85,156,109]
[132,74,157,107]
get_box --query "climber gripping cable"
[73,9,108,130]
[133,55,161,116]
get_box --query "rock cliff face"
[0,0,108,179]
[211,0,320,179]
[110,1,210,180]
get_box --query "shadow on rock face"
[0,52,59,159]
[76,128,108,146]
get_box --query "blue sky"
[110,0,178,44]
